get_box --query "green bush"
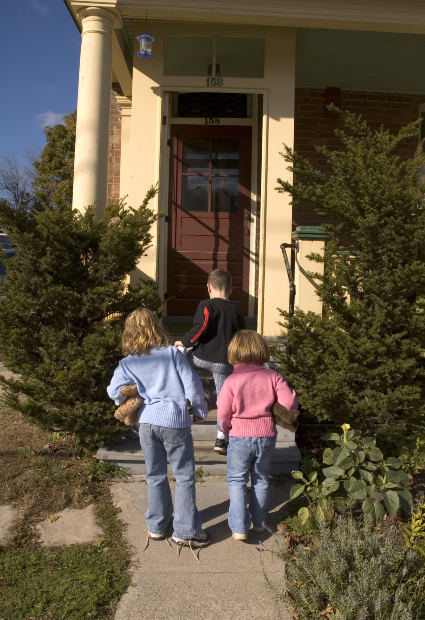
[276,110,425,445]
[0,192,161,449]
[272,516,425,620]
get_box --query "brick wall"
[107,87,122,204]
[293,88,425,227]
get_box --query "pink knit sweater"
[217,363,298,437]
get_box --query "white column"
[72,7,114,217]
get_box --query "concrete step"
[96,422,301,476]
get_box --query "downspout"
[280,241,299,318]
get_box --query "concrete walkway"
[111,477,292,620]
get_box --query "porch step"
[96,410,300,476]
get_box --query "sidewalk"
[111,476,293,620]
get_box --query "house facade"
[64,0,425,335]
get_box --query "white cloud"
[36,111,66,128]
[30,0,49,14]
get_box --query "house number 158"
[206,77,224,87]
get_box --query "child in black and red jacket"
[174,269,244,455]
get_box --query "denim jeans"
[226,436,276,534]
[191,354,233,433]
[139,424,203,538]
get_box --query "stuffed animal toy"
[272,402,299,432]
[114,383,143,426]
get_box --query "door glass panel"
[182,176,209,211]
[212,177,239,212]
[212,139,239,173]
[182,139,210,174]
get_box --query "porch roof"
[109,0,425,34]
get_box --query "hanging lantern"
[136,33,155,58]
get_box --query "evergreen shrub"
[0,191,160,448]
[276,110,425,445]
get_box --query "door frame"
[158,90,261,317]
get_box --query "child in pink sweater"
[217,330,298,541]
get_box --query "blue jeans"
[226,436,276,534]
[139,424,203,539]
[191,354,233,433]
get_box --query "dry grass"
[0,404,131,619]
[0,406,122,537]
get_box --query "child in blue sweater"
[107,307,211,548]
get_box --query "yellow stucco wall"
[119,22,296,334]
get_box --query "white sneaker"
[232,532,248,541]
[148,530,164,540]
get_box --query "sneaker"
[171,531,212,548]
[252,526,266,533]
[148,530,165,540]
[232,532,248,541]
[214,438,228,455]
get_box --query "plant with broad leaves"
[290,424,413,524]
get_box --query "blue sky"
[0,0,80,165]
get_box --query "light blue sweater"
[107,346,208,428]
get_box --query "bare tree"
[0,154,34,209]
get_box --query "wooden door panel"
[179,236,242,252]
[167,124,251,316]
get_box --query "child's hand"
[193,416,205,424]
[174,340,183,348]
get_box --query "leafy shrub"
[273,516,425,620]
[290,424,413,524]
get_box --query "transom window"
[164,36,264,78]
[171,92,252,118]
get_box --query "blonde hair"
[122,308,168,356]
[227,330,269,366]
[207,269,232,296]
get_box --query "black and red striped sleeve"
[181,301,211,347]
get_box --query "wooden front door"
[167,125,251,316]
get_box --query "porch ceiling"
[116,0,425,35]
[65,0,425,96]
[66,1,425,35]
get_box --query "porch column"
[72,7,114,217]
[259,29,296,336]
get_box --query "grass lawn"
[0,405,131,620]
